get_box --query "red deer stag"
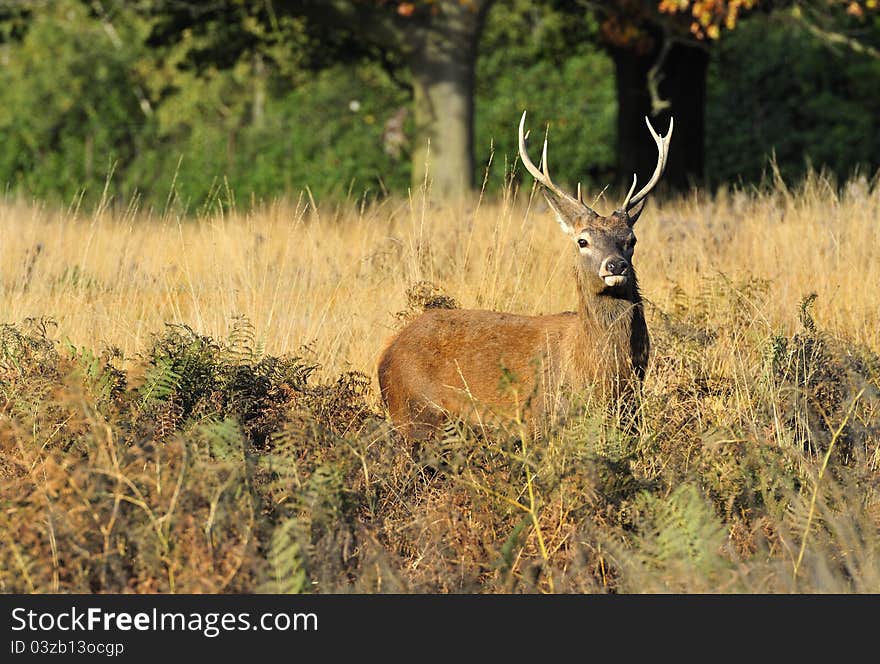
[378,111,673,439]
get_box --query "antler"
[620,116,674,213]
[518,111,597,216]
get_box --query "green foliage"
[0,1,154,206]
[475,3,615,193]
[707,17,880,186]
[141,61,411,209]
[64,342,127,410]
[0,2,879,207]
[617,484,732,592]
[476,60,616,194]
[263,517,308,594]
[139,356,183,407]
[242,65,411,201]
[0,1,614,205]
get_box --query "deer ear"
[542,190,580,236]
[625,198,647,226]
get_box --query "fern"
[612,484,732,592]
[139,356,181,406]
[263,517,308,594]
[301,464,345,531]
[64,342,126,407]
[196,418,245,461]
[225,315,258,365]
[645,485,727,569]
[496,515,529,574]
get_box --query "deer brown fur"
[378,111,672,439]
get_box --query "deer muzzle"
[599,257,629,287]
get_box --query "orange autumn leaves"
[847,0,879,16]
[658,0,758,39]
[393,0,876,36]
[660,0,878,40]
[393,0,478,18]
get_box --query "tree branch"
[792,10,880,59]
[646,34,672,116]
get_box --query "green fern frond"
[196,418,245,461]
[138,356,182,407]
[226,315,258,365]
[645,484,727,569]
[262,517,308,594]
[613,484,732,591]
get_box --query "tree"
[4,1,877,204]
[589,0,879,190]
[142,0,493,200]
[0,1,153,203]
[475,3,617,195]
[706,17,880,185]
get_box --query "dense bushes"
[1,280,878,592]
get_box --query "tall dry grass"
[1,169,879,593]
[2,171,878,386]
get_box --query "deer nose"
[602,257,629,276]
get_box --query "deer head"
[518,111,673,295]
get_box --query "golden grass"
[1,170,879,593]
[2,171,878,392]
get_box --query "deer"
[378,110,673,440]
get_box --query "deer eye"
[577,238,588,248]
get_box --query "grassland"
[1,171,878,593]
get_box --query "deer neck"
[575,267,641,329]
[571,266,646,388]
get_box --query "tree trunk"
[611,39,708,193]
[408,3,489,201]
[252,52,266,130]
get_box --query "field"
[1,171,879,593]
